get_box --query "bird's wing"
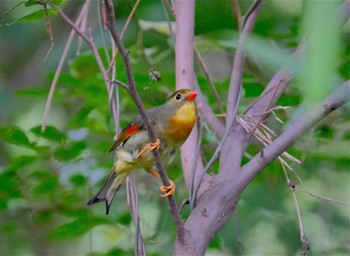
[107,106,160,152]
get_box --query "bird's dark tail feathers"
[87,169,122,215]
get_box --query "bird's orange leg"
[160,180,175,198]
[136,139,160,159]
[145,169,160,178]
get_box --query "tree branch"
[174,80,349,255]
[240,81,349,182]
[103,0,186,239]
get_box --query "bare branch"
[240,81,349,182]
[197,0,263,183]
[126,175,146,256]
[42,1,91,131]
[295,185,350,207]
[282,163,310,255]
[103,0,186,238]
[48,2,109,84]
[194,47,225,116]
[174,81,349,255]
[107,0,141,74]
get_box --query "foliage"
[0,0,349,255]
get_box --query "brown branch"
[103,0,186,239]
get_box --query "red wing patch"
[108,123,141,152]
[125,123,139,136]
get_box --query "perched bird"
[87,89,197,214]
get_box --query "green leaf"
[12,9,58,24]
[48,216,108,241]
[0,126,32,147]
[54,141,86,161]
[69,174,87,187]
[27,170,59,195]
[30,125,66,144]
[57,190,82,206]
[34,210,54,225]
[57,208,90,218]
[16,87,48,97]
[25,0,40,7]
[0,171,22,210]
[50,0,67,5]
[116,211,132,225]
[6,155,36,172]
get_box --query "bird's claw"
[136,139,160,159]
[160,180,175,197]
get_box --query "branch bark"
[174,0,210,201]
[174,81,349,255]
[103,0,187,241]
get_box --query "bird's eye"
[175,93,181,100]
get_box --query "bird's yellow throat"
[168,101,196,142]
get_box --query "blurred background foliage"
[0,0,349,255]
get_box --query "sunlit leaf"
[25,0,40,7]
[0,171,22,210]
[48,216,108,240]
[54,141,86,161]
[6,155,36,172]
[11,9,58,24]
[30,125,66,144]
[0,126,32,147]
[69,174,87,187]
[16,87,48,97]
[27,170,59,195]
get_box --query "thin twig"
[42,1,91,131]
[194,47,226,117]
[104,0,185,237]
[233,208,243,255]
[109,37,119,130]
[161,0,175,44]
[231,0,242,29]
[1,1,25,26]
[97,1,110,61]
[281,163,310,255]
[192,0,263,205]
[295,185,350,207]
[43,2,54,62]
[107,0,140,74]
[48,2,109,84]
[126,175,146,256]
[179,199,190,214]
[189,116,203,208]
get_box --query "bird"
[87,89,197,214]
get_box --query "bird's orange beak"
[186,91,198,101]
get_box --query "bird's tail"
[87,167,126,215]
